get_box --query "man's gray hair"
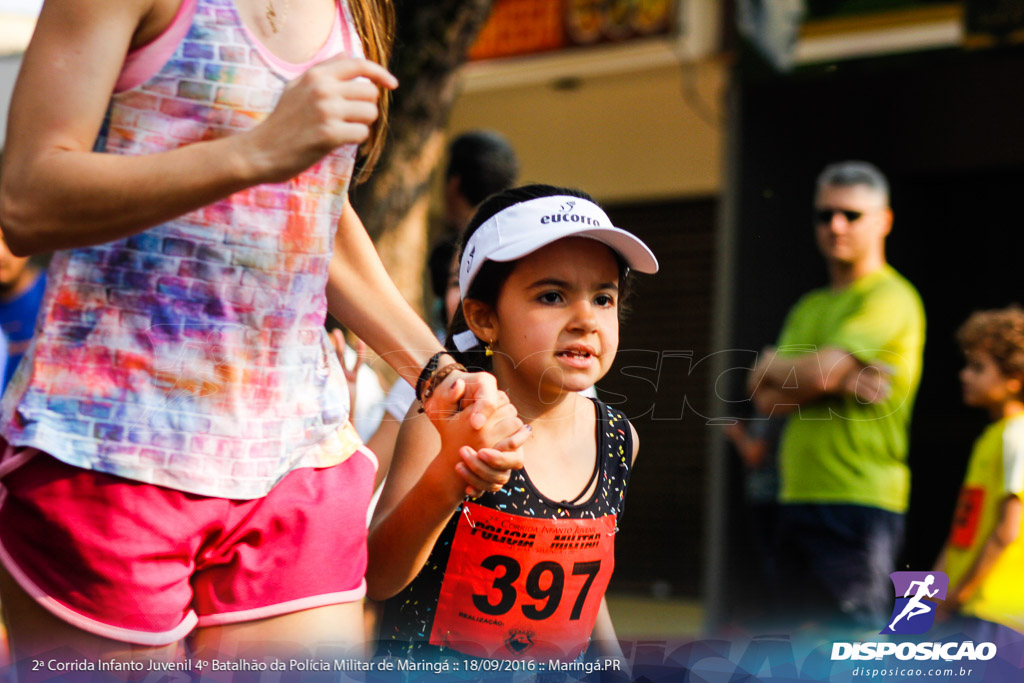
[816,161,889,204]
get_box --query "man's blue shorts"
[774,503,905,632]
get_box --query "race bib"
[429,502,616,661]
[950,486,984,548]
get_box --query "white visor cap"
[459,195,659,298]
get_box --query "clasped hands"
[421,368,530,498]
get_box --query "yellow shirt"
[944,414,1024,632]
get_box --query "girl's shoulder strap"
[591,397,633,477]
[587,397,634,517]
[593,398,632,455]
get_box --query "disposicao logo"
[831,571,997,663]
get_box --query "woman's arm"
[366,408,526,601]
[325,200,445,388]
[0,0,396,256]
[326,199,526,438]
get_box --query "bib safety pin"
[461,501,476,529]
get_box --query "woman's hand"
[422,368,531,496]
[242,57,398,183]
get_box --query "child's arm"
[590,598,630,678]
[365,408,526,601]
[629,422,641,465]
[944,494,1022,614]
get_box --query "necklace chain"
[265,0,291,33]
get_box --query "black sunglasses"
[814,208,864,224]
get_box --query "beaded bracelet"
[418,361,468,412]
[415,351,447,403]
[421,362,466,402]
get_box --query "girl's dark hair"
[444,184,633,372]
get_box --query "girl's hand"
[455,446,525,497]
[242,57,398,183]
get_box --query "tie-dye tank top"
[0,0,366,499]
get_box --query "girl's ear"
[463,298,497,344]
[1008,376,1023,397]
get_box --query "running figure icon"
[888,574,940,631]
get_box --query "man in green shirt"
[749,161,926,631]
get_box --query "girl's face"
[960,348,1020,411]
[483,237,621,399]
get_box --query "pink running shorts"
[0,442,377,646]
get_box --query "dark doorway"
[600,197,718,599]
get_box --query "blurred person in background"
[736,0,806,72]
[441,129,520,234]
[327,324,386,442]
[0,235,44,393]
[748,161,926,633]
[0,156,45,393]
[724,413,785,620]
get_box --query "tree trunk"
[351,0,494,310]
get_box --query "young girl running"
[367,185,658,666]
[0,0,524,674]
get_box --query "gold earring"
[485,339,494,357]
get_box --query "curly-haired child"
[935,306,1024,638]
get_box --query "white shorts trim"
[0,535,198,646]
[358,445,379,474]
